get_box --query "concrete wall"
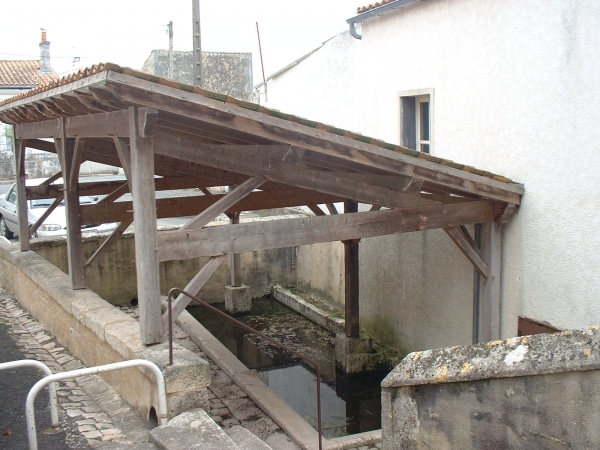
[32,233,296,305]
[264,0,600,350]
[381,326,600,449]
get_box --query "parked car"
[0,182,118,239]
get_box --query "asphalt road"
[0,322,74,450]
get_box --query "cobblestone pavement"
[0,294,156,449]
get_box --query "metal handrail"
[0,359,59,428]
[26,359,168,450]
[167,287,323,450]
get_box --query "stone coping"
[382,326,600,388]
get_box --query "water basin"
[188,296,385,438]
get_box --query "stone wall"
[31,233,296,306]
[381,327,600,449]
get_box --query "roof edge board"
[104,71,524,200]
[347,0,422,25]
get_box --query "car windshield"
[30,196,96,208]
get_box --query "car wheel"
[0,217,14,239]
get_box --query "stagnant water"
[188,296,386,438]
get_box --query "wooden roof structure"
[0,63,523,346]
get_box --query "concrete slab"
[149,409,238,450]
[225,285,252,314]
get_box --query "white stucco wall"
[265,0,600,351]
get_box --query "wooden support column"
[130,106,162,345]
[14,137,30,251]
[228,212,242,287]
[478,221,502,342]
[56,127,85,289]
[343,201,360,338]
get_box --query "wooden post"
[56,126,85,289]
[478,221,502,342]
[343,201,360,338]
[130,106,162,345]
[229,212,242,287]
[14,137,30,251]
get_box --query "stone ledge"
[382,326,600,388]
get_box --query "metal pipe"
[26,359,168,450]
[347,0,422,40]
[256,22,268,102]
[0,360,59,427]
[167,287,323,450]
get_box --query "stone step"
[225,425,272,450]
[149,409,238,450]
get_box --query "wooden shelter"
[0,63,523,346]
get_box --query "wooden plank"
[105,74,523,203]
[161,254,226,333]
[344,201,360,338]
[307,204,325,216]
[325,203,339,215]
[158,200,494,262]
[152,136,436,209]
[30,197,62,237]
[444,227,489,279]
[56,122,85,289]
[14,138,30,251]
[15,119,60,139]
[80,188,343,225]
[130,106,162,345]
[65,110,129,138]
[180,176,265,231]
[113,137,133,188]
[478,221,502,342]
[84,219,132,275]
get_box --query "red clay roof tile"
[0,60,58,87]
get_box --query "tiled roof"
[0,62,517,185]
[357,0,398,14]
[0,60,58,88]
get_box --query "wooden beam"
[307,204,326,216]
[15,119,60,139]
[158,200,494,262]
[66,110,129,138]
[106,76,523,204]
[344,201,360,338]
[69,138,86,191]
[84,219,132,275]
[478,221,502,342]
[444,227,489,279]
[41,171,63,186]
[80,188,342,225]
[56,120,85,289]
[14,138,30,251]
[152,137,436,209]
[325,203,339,215]
[113,137,133,188]
[180,176,265,231]
[228,212,242,287]
[30,197,62,237]
[130,106,162,344]
[498,203,517,223]
[161,254,226,333]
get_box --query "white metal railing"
[26,359,168,450]
[0,359,59,428]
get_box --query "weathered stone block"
[335,333,378,374]
[224,285,251,314]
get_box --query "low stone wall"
[0,242,210,421]
[31,233,296,305]
[381,327,600,449]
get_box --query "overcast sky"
[0,0,361,83]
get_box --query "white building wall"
[265,0,600,351]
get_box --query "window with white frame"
[399,90,433,154]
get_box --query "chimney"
[39,30,51,74]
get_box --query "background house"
[142,50,254,101]
[260,0,600,353]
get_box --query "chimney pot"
[39,31,51,74]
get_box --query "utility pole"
[192,0,203,87]
[167,21,174,79]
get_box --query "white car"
[0,182,118,239]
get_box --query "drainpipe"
[347,0,422,40]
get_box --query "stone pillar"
[224,211,251,314]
